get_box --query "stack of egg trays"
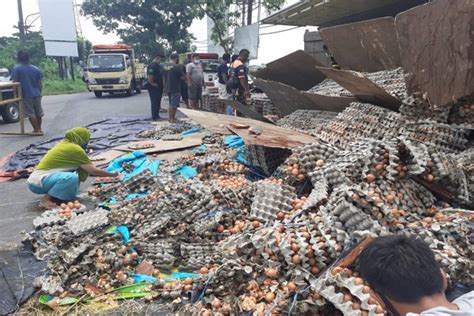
[302,180,328,210]
[246,144,291,175]
[140,240,177,270]
[291,142,339,175]
[33,210,67,229]
[317,272,385,316]
[133,215,172,240]
[278,225,310,269]
[250,182,295,222]
[67,208,109,235]
[179,243,221,269]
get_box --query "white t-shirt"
[407,291,474,316]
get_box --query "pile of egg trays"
[90,169,156,200]
[34,275,64,295]
[211,183,252,210]
[399,95,450,123]
[133,215,172,241]
[318,103,403,145]
[202,91,225,114]
[302,179,329,210]
[277,109,338,132]
[402,121,469,153]
[182,181,218,223]
[179,243,222,270]
[364,67,408,100]
[308,78,352,97]
[447,99,474,128]
[250,182,295,222]
[138,240,177,270]
[246,145,291,175]
[33,210,67,228]
[312,270,385,316]
[67,208,109,235]
[138,121,198,139]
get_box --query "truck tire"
[1,103,20,123]
[126,86,133,97]
[94,91,103,98]
[135,82,142,94]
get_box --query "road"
[0,91,162,249]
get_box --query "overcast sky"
[0,0,316,64]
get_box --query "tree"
[196,0,286,54]
[81,0,199,60]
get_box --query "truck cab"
[87,44,145,98]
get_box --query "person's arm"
[186,64,192,86]
[38,80,42,93]
[237,66,251,98]
[147,65,158,87]
[80,163,119,177]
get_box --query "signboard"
[234,24,259,58]
[38,0,78,57]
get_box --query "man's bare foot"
[39,195,57,209]
[31,130,44,136]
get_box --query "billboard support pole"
[70,57,75,81]
[17,0,26,44]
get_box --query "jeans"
[148,88,163,120]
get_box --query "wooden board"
[220,99,274,123]
[320,17,402,72]
[91,149,125,167]
[301,92,358,112]
[315,66,401,111]
[395,0,474,108]
[254,50,326,91]
[179,108,317,149]
[253,78,318,116]
[113,133,204,154]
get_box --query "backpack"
[226,61,242,92]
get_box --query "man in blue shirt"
[10,51,44,135]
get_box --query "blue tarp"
[106,151,161,180]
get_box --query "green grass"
[42,79,88,96]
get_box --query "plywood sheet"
[114,134,204,154]
[179,108,317,149]
[395,0,474,108]
[220,99,273,123]
[320,17,402,72]
[301,92,358,112]
[91,149,125,167]
[254,50,326,91]
[315,67,401,111]
[253,79,318,116]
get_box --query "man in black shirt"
[217,53,231,114]
[163,53,184,123]
[146,54,164,120]
[229,49,251,102]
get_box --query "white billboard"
[234,24,259,59]
[39,0,78,57]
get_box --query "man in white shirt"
[359,235,473,316]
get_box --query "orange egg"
[265,292,275,302]
[67,202,74,209]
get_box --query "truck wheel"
[126,86,133,97]
[135,83,142,94]
[94,91,103,98]
[1,103,20,123]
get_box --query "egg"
[251,221,260,229]
[352,302,361,310]
[366,174,376,182]
[292,255,301,265]
[60,203,67,210]
[316,159,325,167]
[265,292,275,302]
[354,277,364,285]
[265,268,278,278]
[343,293,352,302]
[212,297,222,309]
[199,267,209,274]
[287,282,297,292]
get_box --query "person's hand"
[110,172,120,177]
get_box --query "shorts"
[218,83,230,99]
[188,84,203,101]
[23,96,43,118]
[168,92,181,108]
[28,171,79,201]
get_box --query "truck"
[86,44,146,98]
[0,69,19,123]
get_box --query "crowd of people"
[146,49,252,122]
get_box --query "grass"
[42,79,88,96]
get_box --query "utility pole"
[242,0,246,26]
[17,0,26,44]
[247,0,253,25]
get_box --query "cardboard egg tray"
[250,182,295,222]
[33,211,67,229]
[67,208,109,235]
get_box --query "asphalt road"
[0,90,161,249]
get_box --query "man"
[217,53,232,115]
[163,53,184,123]
[180,58,190,108]
[11,51,44,135]
[359,235,473,316]
[229,49,251,103]
[186,53,205,110]
[146,54,164,120]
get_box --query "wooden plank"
[220,99,274,123]
[179,108,318,149]
[253,78,318,116]
[113,133,204,154]
[91,149,125,167]
[254,50,326,91]
[0,98,21,106]
[320,17,402,72]
[301,92,358,112]
[395,0,474,108]
[315,66,401,111]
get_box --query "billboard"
[38,0,78,57]
[234,24,259,59]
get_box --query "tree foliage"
[82,0,287,57]
[81,0,198,60]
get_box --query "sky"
[0,0,317,64]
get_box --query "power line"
[259,26,300,36]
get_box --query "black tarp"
[4,116,152,172]
[0,242,46,314]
